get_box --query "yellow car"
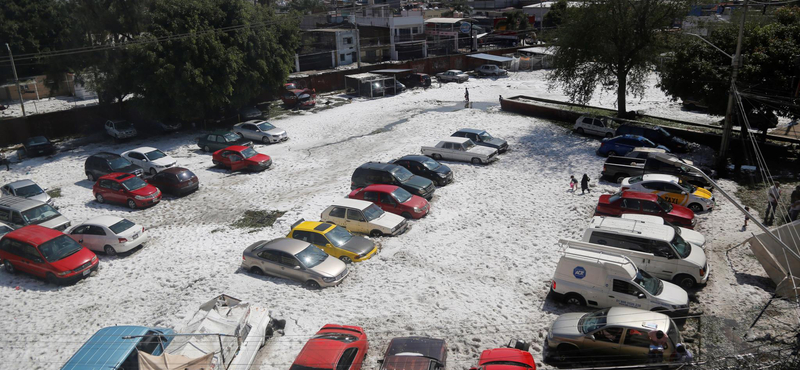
[287,220,379,263]
[622,174,715,212]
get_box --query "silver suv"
[0,196,70,231]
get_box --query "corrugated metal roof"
[60,326,159,370]
[467,53,514,63]
[371,69,414,74]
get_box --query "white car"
[421,137,498,164]
[621,174,715,212]
[620,213,706,249]
[574,116,615,138]
[66,215,148,256]
[122,147,178,176]
[233,120,288,144]
[105,120,138,139]
[320,198,409,237]
[0,221,12,237]
[475,64,508,76]
[436,70,469,83]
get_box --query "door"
[126,152,147,169]
[619,328,653,360]
[661,183,689,206]
[108,181,126,203]
[257,250,285,278]
[379,193,399,214]
[69,225,90,248]
[586,327,623,357]
[346,209,368,234]
[466,133,480,143]
[362,191,380,207]
[277,251,307,281]
[228,152,247,171]
[312,232,338,257]
[620,198,641,215]
[0,238,31,274]
[239,124,258,140]
[83,225,108,252]
[610,279,647,309]
[18,243,46,277]
[326,207,347,227]
[645,241,677,280]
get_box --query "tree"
[444,0,472,17]
[548,0,685,117]
[498,10,530,31]
[543,0,568,28]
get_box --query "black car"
[615,124,689,153]
[22,136,56,157]
[390,155,453,186]
[399,73,432,89]
[451,128,508,153]
[379,337,447,370]
[84,152,144,181]
[196,131,253,152]
[351,162,435,200]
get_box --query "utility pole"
[718,0,749,173]
[353,0,361,68]
[5,43,26,117]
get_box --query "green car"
[196,130,253,152]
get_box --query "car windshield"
[115,121,133,130]
[296,245,328,268]
[635,270,663,296]
[670,233,692,258]
[657,196,673,212]
[363,204,385,221]
[666,320,681,346]
[109,219,136,234]
[325,225,353,247]
[391,167,414,182]
[479,132,493,141]
[145,150,167,161]
[311,333,358,342]
[223,132,241,142]
[579,308,609,333]
[14,184,45,197]
[21,204,60,224]
[392,188,413,203]
[419,157,440,170]
[257,122,276,131]
[241,147,258,159]
[108,157,132,170]
[177,170,196,180]
[122,177,148,191]
[38,235,84,262]
[628,176,643,184]
[463,141,476,150]
[28,136,48,145]
[0,225,12,236]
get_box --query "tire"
[305,280,321,289]
[339,256,353,264]
[605,132,613,138]
[432,153,442,160]
[250,267,265,276]
[95,193,105,203]
[576,128,585,135]
[203,145,211,152]
[104,245,117,256]
[556,344,579,362]
[471,157,482,165]
[46,273,59,285]
[401,212,413,219]
[149,168,157,176]
[87,172,95,182]
[688,203,703,213]
[607,150,617,157]
[212,160,220,167]
[3,260,15,274]
[127,199,137,209]
[672,274,697,290]
[262,136,270,144]
[370,230,383,237]
[563,293,586,306]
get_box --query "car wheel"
[432,153,442,160]
[95,193,105,203]
[607,150,617,157]
[262,136,270,144]
[673,274,697,290]
[305,280,321,289]
[203,145,211,152]
[149,168,157,176]
[87,172,95,182]
[3,260,15,274]
[576,128,584,135]
[563,293,586,306]
[605,132,613,138]
[556,344,579,362]
[46,273,59,285]
[339,256,353,264]
[127,199,137,209]
[688,203,703,213]
[212,160,220,167]
[104,245,117,256]
[250,267,265,276]
[401,212,413,219]
[370,230,383,237]
[471,157,482,165]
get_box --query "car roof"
[440,137,470,144]
[222,145,249,152]
[563,247,638,277]
[161,167,192,175]
[81,215,126,227]
[60,326,169,370]
[589,216,674,241]
[127,146,157,153]
[4,225,63,245]
[262,238,312,254]
[294,221,336,233]
[620,191,659,201]
[0,195,46,210]
[5,179,37,188]
[362,184,400,193]
[397,155,432,162]
[91,152,121,160]
[358,162,400,171]
[606,307,671,330]
[331,198,373,211]
[99,172,136,182]
[641,174,680,183]
[456,128,485,134]
[479,348,533,366]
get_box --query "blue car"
[61,326,174,370]
[596,134,670,157]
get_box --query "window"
[621,199,640,210]
[312,233,330,246]
[329,207,346,218]
[347,209,365,222]
[343,37,353,44]
[583,118,593,125]
[110,182,122,191]
[258,250,280,262]
[0,210,8,222]
[11,212,24,225]
[71,225,89,235]
[650,241,674,258]
[593,327,623,343]
[243,124,257,131]
[623,328,651,348]
[206,134,215,142]
[642,182,664,191]
[336,348,359,370]
[340,54,346,62]
[129,152,145,160]
[588,232,648,253]
[641,201,661,213]
[293,230,312,243]
[594,120,605,127]
[137,332,165,354]
[98,179,112,189]
[363,192,379,202]
[613,279,644,297]
[20,245,42,262]
[379,193,396,205]
[279,252,300,267]
[442,143,453,150]
[664,184,683,193]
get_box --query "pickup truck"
[421,137,498,165]
[601,154,712,188]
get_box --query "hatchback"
[67,216,148,256]
[379,337,447,370]
[596,135,670,157]
[147,167,199,196]
[349,184,430,219]
[0,225,98,284]
[196,130,253,152]
[22,136,56,157]
[242,238,349,289]
[212,145,272,172]
[290,324,369,370]
[93,173,162,209]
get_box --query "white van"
[621,213,706,248]
[582,216,709,290]
[551,243,689,315]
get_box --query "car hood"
[692,187,713,200]
[433,163,452,176]
[372,212,405,230]
[404,195,429,209]
[39,215,70,229]
[26,192,52,204]
[683,240,707,268]
[484,138,507,148]
[130,185,160,197]
[549,312,585,338]
[247,154,271,164]
[468,146,497,156]
[340,236,376,256]
[403,175,433,190]
[655,280,689,306]
[679,227,706,248]
[668,204,694,221]
[310,256,347,277]
[264,128,286,136]
[151,157,176,167]
[49,247,95,272]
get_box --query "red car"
[0,225,98,285]
[147,167,199,196]
[473,347,536,370]
[595,191,696,229]
[93,172,162,209]
[348,184,430,219]
[212,145,272,172]
[290,324,368,370]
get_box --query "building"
[301,29,359,69]
[355,4,426,60]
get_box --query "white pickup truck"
[421,137,498,165]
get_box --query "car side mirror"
[637,293,646,299]
[78,239,84,243]
[681,191,687,195]
[293,265,301,270]
[143,158,149,162]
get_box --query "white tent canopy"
[748,220,800,300]
[138,352,213,370]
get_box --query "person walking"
[765,182,782,225]
[0,153,9,171]
[581,174,591,194]
[464,87,469,102]
[569,175,578,192]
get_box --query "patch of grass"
[370,128,388,135]
[46,188,61,198]
[232,210,286,229]
[210,228,224,234]
[735,180,800,226]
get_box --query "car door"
[379,192,400,214]
[345,209,368,234]
[256,249,286,278]
[586,327,623,358]
[20,244,49,277]
[326,207,347,226]
[363,191,380,206]
[277,251,307,281]
[10,211,26,228]
[228,152,247,171]
[619,328,653,360]
[125,151,144,168]
[0,238,31,274]
[238,124,257,140]
[150,172,169,191]
[336,347,360,370]
[312,232,338,257]
[69,225,90,249]
[645,240,677,281]
[661,183,689,206]
[620,198,641,215]
[610,279,647,309]
[109,181,126,204]
[83,225,108,252]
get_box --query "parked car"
[212,145,272,172]
[121,147,178,176]
[288,219,379,263]
[595,191,696,229]
[385,80,407,95]
[550,244,689,314]
[85,152,144,181]
[574,116,615,138]
[602,154,713,188]
[321,199,409,237]
[351,162,435,200]
[596,135,670,157]
[451,128,509,153]
[105,119,138,139]
[196,130,253,152]
[22,136,56,157]
[349,184,430,219]
[2,179,53,205]
[139,120,182,134]
[60,326,175,370]
[282,88,317,108]
[390,155,453,186]
[681,97,708,111]
[622,174,714,212]
[67,216,148,256]
[474,343,536,370]
[421,137,498,165]
[93,173,162,209]
[0,225,98,284]
[239,106,264,120]
[147,167,199,196]
[242,238,349,288]
[475,64,508,76]
[0,196,70,231]
[379,337,447,370]
[615,124,689,153]
[399,73,432,88]
[233,120,289,144]
[0,222,12,237]
[290,324,369,370]
[436,70,469,83]
[620,213,706,249]
[545,307,684,364]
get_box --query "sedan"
[379,337,447,370]
[93,173,162,209]
[595,191,695,229]
[288,220,379,264]
[349,184,429,219]
[67,216,148,256]
[147,167,199,196]
[621,174,714,212]
[22,136,56,157]
[212,145,272,172]
[233,120,288,144]
[391,155,453,186]
[437,70,469,83]
[122,147,177,176]
[242,238,349,289]
[452,128,509,153]
[290,325,369,370]
[2,179,53,205]
[196,130,253,152]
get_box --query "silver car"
[233,120,288,144]
[2,179,53,206]
[546,307,684,364]
[436,70,469,83]
[242,238,348,289]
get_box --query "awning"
[518,47,556,56]
[425,18,477,24]
[371,69,414,74]
[467,53,514,63]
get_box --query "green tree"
[0,0,73,80]
[498,10,530,31]
[543,0,568,28]
[548,0,685,117]
[444,0,472,17]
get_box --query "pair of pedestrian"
[569,174,591,194]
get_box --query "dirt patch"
[46,187,62,198]
[232,210,286,229]
[735,180,799,226]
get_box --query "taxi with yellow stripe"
[621,174,714,212]
[287,219,379,263]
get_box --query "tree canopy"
[0,0,73,80]
[499,10,530,31]
[543,0,568,28]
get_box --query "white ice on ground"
[0,71,778,370]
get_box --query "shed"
[467,53,514,69]
[345,72,397,98]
